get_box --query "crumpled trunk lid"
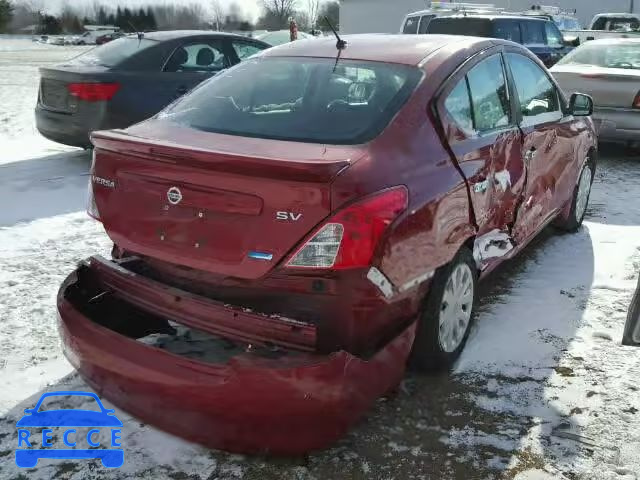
[90,122,363,279]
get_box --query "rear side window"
[426,18,492,37]
[164,42,229,72]
[403,16,420,34]
[506,53,561,126]
[522,21,546,45]
[160,57,422,144]
[444,79,473,132]
[68,37,156,67]
[494,20,522,43]
[466,55,511,132]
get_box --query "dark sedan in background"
[36,31,270,147]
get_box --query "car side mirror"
[623,275,640,346]
[563,35,580,47]
[569,93,593,116]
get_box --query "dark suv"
[425,15,572,67]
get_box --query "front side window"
[466,55,511,132]
[403,16,420,34]
[164,42,229,73]
[506,53,561,126]
[522,21,546,45]
[545,22,563,48]
[231,41,266,60]
[159,57,422,144]
[444,79,473,132]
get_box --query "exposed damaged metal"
[367,267,394,299]
[473,229,515,267]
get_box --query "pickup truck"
[572,13,640,44]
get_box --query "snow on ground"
[0,38,639,480]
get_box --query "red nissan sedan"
[58,34,597,455]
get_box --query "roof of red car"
[261,34,487,66]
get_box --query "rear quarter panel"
[332,42,490,290]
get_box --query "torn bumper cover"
[57,256,416,455]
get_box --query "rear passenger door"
[504,51,570,242]
[131,39,230,121]
[437,49,525,264]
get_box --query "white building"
[339,0,640,33]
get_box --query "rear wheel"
[409,248,478,372]
[556,161,593,232]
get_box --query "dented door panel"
[450,130,525,237]
[512,123,559,242]
[436,48,526,260]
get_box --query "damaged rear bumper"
[57,256,416,455]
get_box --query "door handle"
[176,85,188,95]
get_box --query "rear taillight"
[286,187,408,269]
[633,91,640,109]
[68,82,120,102]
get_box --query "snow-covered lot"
[0,38,639,480]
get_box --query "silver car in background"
[550,39,640,144]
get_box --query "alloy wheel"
[438,263,474,353]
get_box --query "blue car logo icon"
[15,391,123,468]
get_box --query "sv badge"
[276,211,303,221]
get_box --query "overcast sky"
[45,0,329,22]
[47,0,264,21]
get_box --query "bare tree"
[306,0,319,31]
[261,0,297,27]
[210,0,225,30]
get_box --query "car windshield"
[158,57,422,145]
[426,18,492,36]
[557,43,640,69]
[68,37,156,67]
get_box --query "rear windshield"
[426,18,492,36]
[557,43,640,69]
[592,17,640,31]
[158,57,422,145]
[68,37,156,67]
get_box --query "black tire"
[409,247,478,372]
[622,274,640,346]
[555,160,593,233]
